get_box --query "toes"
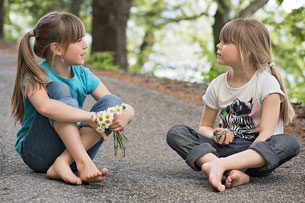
[101,168,108,176]
[71,178,82,185]
[82,170,108,183]
[225,177,232,188]
[218,185,226,192]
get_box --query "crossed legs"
[197,150,263,192]
[47,124,107,184]
[167,125,300,192]
[46,94,122,184]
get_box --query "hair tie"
[268,62,275,68]
[29,30,36,37]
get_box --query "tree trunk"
[134,28,155,72]
[69,0,82,17]
[91,0,131,70]
[212,0,231,53]
[0,0,4,41]
[212,0,269,53]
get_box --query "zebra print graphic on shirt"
[219,98,258,141]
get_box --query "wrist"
[124,104,134,121]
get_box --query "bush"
[89,51,119,71]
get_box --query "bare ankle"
[55,156,72,165]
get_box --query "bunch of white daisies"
[91,104,128,157]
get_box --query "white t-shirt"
[203,70,285,141]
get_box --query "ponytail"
[268,63,295,125]
[10,31,49,124]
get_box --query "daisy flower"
[93,104,128,157]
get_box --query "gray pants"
[166,125,300,177]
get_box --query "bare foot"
[225,170,250,188]
[47,157,82,185]
[202,161,226,192]
[77,160,108,183]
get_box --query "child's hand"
[213,128,234,145]
[87,119,99,129]
[109,111,130,132]
[87,114,108,141]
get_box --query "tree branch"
[238,0,269,18]
[158,11,209,28]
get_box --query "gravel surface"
[0,49,304,203]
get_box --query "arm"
[28,84,94,125]
[199,104,218,139]
[199,104,234,145]
[91,82,135,132]
[91,82,111,101]
[254,93,281,142]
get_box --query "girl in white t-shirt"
[167,18,300,192]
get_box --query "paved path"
[0,49,304,203]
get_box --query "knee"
[166,125,187,146]
[47,82,73,100]
[101,94,122,106]
[46,82,78,108]
[92,94,122,112]
[270,134,301,156]
[283,134,301,155]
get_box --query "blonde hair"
[219,18,294,125]
[10,11,86,124]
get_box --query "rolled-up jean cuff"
[248,141,279,171]
[185,143,217,171]
[48,97,79,127]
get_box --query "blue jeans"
[20,82,122,173]
[166,125,300,177]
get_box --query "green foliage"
[263,7,305,103]
[89,51,119,71]
[3,0,304,104]
[128,0,168,72]
[77,0,92,33]
[196,37,230,82]
[128,0,209,73]
[4,0,91,41]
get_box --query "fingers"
[218,134,226,144]
[222,132,233,145]
[109,117,128,131]
[214,129,234,145]
[110,126,125,132]
[214,128,222,133]
[223,133,231,145]
[228,132,234,142]
[100,132,107,141]
[109,121,124,131]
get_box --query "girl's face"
[216,41,241,67]
[63,38,88,65]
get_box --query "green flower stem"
[113,131,128,157]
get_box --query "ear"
[245,49,251,57]
[49,42,64,56]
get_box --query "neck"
[47,58,73,79]
[229,64,256,88]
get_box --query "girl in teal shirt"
[10,11,135,185]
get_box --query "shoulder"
[209,72,228,87]
[72,65,88,74]
[72,65,96,77]
[39,60,50,70]
[203,72,228,110]
[256,70,285,101]
[257,70,276,81]
[256,70,280,88]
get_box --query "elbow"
[36,103,52,117]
